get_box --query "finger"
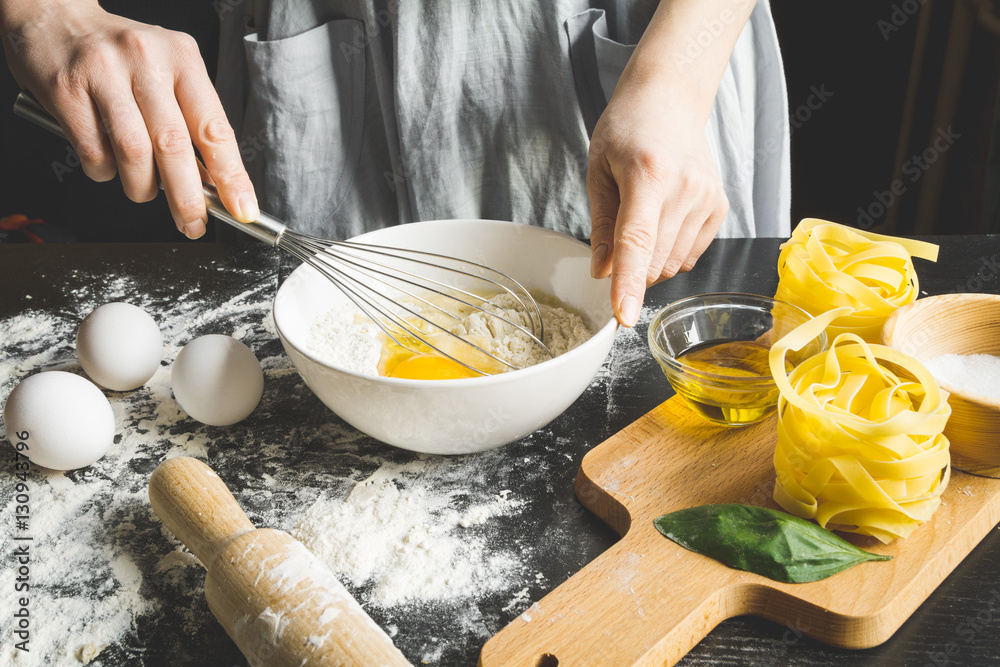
[174,46,257,222]
[88,83,161,202]
[196,158,214,186]
[609,182,663,327]
[133,76,207,239]
[642,195,689,286]
[653,201,714,284]
[47,89,117,182]
[586,155,620,279]
[679,198,728,273]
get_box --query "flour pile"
[306,292,593,375]
[291,459,524,606]
[451,294,593,368]
[306,303,383,375]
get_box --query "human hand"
[0,0,257,238]
[587,81,729,327]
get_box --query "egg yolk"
[386,353,482,380]
[378,333,498,380]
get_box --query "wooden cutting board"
[479,396,1000,666]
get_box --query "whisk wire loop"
[279,233,554,376]
[327,239,545,337]
[292,236,550,353]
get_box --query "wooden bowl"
[882,293,1000,477]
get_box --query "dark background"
[1,1,998,242]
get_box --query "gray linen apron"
[215,0,790,241]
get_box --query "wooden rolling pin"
[148,456,410,667]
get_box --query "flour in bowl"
[306,302,383,375]
[307,292,594,375]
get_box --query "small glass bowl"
[647,293,826,426]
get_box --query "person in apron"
[0,0,789,326]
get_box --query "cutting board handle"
[479,520,759,666]
[482,394,1000,665]
[148,456,255,566]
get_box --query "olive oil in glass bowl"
[647,293,826,426]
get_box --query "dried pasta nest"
[775,219,938,343]
[770,309,951,543]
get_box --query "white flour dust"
[306,303,383,375]
[448,294,593,368]
[0,261,563,665]
[0,268,281,665]
[588,305,657,416]
[291,459,524,607]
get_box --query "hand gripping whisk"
[14,91,551,376]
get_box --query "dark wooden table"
[1,235,998,666]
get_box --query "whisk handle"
[201,185,286,246]
[13,90,286,246]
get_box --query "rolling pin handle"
[149,457,412,667]
[148,456,255,566]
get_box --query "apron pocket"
[565,10,636,136]
[244,20,366,231]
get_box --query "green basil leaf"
[653,504,892,584]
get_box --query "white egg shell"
[172,335,264,426]
[3,371,115,470]
[77,302,163,391]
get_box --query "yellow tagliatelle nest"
[775,219,939,342]
[770,308,951,543]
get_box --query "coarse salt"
[923,353,1000,401]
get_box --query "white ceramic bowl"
[272,219,618,454]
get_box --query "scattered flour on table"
[306,293,593,375]
[0,469,152,665]
[1,263,624,665]
[502,587,531,613]
[588,305,656,416]
[0,270,282,665]
[0,267,550,665]
[291,458,525,607]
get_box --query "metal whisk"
[281,234,551,375]
[14,91,551,376]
